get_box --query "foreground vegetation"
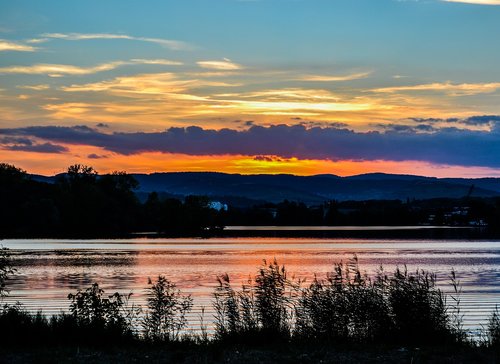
[3,247,500,362]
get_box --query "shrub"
[0,304,50,345]
[0,247,15,299]
[67,283,137,343]
[142,275,193,342]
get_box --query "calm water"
[3,236,500,336]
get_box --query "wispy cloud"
[0,61,126,76]
[0,39,36,52]
[210,88,375,115]
[40,32,192,50]
[130,58,183,66]
[17,84,50,91]
[372,81,500,96]
[61,72,240,95]
[296,71,372,82]
[197,58,243,70]
[61,73,195,94]
[443,0,500,5]
[26,38,49,44]
[0,59,182,76]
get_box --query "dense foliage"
[0,163,224,238]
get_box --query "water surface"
[3,237,500,336]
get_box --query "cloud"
[40,32,192,50]
[197,58,243,70]
[16,84,50,91]
[5,142,68,153]
[130,58,183,66]
[0,39,36,52]
[212,88,374,114]
[87,153,107,159]
[0,61,126,76]
[26,38,49,44]
[0,135,68,153]
[297,71,372,82]
[443,0,500,4]
[0,59,182,77]
[61,72,205,94]
[409,115,500,126]
[3,120,500,167]
[253,155,286,162]
[372,82,500,96]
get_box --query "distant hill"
[32,172,500,206]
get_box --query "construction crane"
[465,184,475,200]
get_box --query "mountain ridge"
[31,172,500,206]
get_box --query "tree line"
[0,163,223,238]
[1,162,500,238]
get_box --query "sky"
[1,0,500,177]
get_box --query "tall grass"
[295,256,391,343]
[387,266,450,345]
[215,256,465,346]
[213,259,298,343]
[487,306,500,348]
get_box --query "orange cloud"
[0,40,36,52]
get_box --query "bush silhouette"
[66,283,137,344]
[0,247,15,299]
[142,276,193,342]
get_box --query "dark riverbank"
[1,344,497,364]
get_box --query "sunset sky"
[1,0,500,177]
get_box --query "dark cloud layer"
[1,116,500,167]
[87,153,108,159]
[409,115,500,126]
[5,142,68,153]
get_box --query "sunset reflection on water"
[4,237,500,336]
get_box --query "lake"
[3,234,500,337]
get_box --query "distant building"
[208,201,228,211]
